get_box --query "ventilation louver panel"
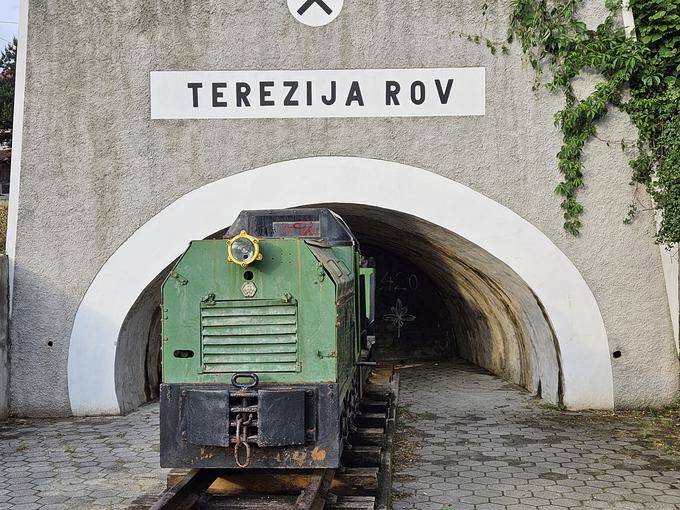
[200,300,299,373]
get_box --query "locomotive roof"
[225,208,357,246]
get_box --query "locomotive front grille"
[200,300,300,373]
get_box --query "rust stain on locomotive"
[291,450,308,466]
[311,447,327,461]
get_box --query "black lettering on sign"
[284,81,299,106]
[346,81,364,106]
[435,79,454,104]
[306,81,313,106]
[411,81,425,105]
[212,82,227,107]
[386,81,400,105]
[260,81,275,106]
[236,82,251,107]
[187,82,203,108]
[322,81,337,106]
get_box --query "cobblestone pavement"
[0,403,167,509]
[4,363,680,509]
[392,361,680,510]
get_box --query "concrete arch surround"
[67,157,614,415]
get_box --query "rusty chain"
[234,413,254,468]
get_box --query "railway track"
[147,367,397,510]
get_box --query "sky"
[0,0,19,48]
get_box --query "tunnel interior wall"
[115,268,168,414]
[329,204,562,404]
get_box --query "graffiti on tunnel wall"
[361,244,453,359]
[383,299,416,338]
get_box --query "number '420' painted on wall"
[379,272,419,293]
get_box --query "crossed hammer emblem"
[297,0,334,15]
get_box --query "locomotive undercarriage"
[160,377,365,469]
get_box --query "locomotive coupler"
[234,413,254,468]
[232,373,259,468]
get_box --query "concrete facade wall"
[0,255,8,419]
[8,0,679,415]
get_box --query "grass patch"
[393,404,425,466]
[591,403,680,456]
[391,403,428,501]
[535,400,680,458]
[539,401,567,411]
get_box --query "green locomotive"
[160,209,375,469]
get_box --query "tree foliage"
[506,0,680,243]
[0,37,17,147]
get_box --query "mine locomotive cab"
[160,208,375,469]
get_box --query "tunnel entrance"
[117,203,561,413]
[69,158,614,415]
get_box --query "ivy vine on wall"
[497,0,679,243]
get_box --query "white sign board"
[288,0,343,27]
[150,68,486,120]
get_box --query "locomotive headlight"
[227,230,263,268]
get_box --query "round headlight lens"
[227,230,262,267]
[231,237,256,263]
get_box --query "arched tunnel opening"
[115,204,562,414]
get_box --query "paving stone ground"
[392,361,680,510]
[0,404,167,509]
[3,361,680,509]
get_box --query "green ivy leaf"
[508,0,680,241]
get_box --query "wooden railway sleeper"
[149,469,219,510]
[294,469,336,510]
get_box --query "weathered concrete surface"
[393,362,680,509]
[0,255,8,419]
[10,0,678,414]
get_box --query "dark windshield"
[225,208,356,246]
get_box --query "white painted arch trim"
[67,157,614,414]
[6,0,30,308]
